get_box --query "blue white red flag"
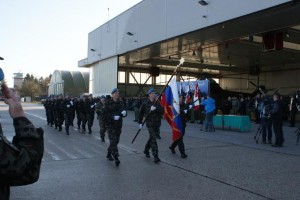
[161,77,183,141]
[193,83,200,111]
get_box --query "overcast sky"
[0,0,142,87]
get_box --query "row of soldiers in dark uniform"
[43,93,97,135]
[43,87,189,166]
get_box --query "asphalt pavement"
[0,102,299,200]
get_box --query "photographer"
[0,83,44,199]
[258,94,273,144]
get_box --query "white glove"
[183,109,187,114]
[139,124,143,129]
[189,105,193,110]
[70,101,73,106]
[67,105,70,108]
[114,116,120,120]
[150,106,156,111]
[121,110,127,116]
[90,105,94,108]
[297,105,300,112]
[94,103,97,106]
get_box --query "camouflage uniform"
[103,97,126,164]
[47,98,54,126]
[56,96,64,132]
[43,98,50,125]
[52,98,58,129]
[138,98,163,161]
[95,97,107,142]
[85,96,96,134]
[80,96,88,132]
[70,97,76,127]
[0,117,44,200]
[63,97,74,135]
[73,97,82,129]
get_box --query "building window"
[156,74,171,85]
[118,71,126,83]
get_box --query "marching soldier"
[96,95,107,142]
[63,94,74,135]
[56,94,64,132]
[103,88,127,166]
[138,88,163,163]
[52,96,58,129]
[43,98,50,125]
[85,94,96,134]
[74,97,82,130]
[80,95,88,133]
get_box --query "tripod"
[295,127,300,145]
[254,122,262,144]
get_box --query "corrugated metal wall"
[90,56,118,96]
[85,0,291,65]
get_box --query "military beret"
[100,95,105,99]
[148,88,155,94]
[111,88,119,94]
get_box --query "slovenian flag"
[161,77,183,142]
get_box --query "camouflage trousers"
[87,113,94,131]
[145,126,159,157]
[76,110,82,128]
[81,113,87,130]
[99,119,107,139]
[107,127,121,158]
[64,113,73,131]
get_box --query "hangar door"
[90,56,118,96]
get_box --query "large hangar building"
[48,70,89,96]
[78,0,300,97]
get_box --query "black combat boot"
[144,150,150,158]
[106,152,114,161]
[181,153,188,159]
[154,156,161,163]
[115,158,120,167]
[113,155,120,166]
[88,129,92,134]
[169,146,176,154]
[58,126,62,131]
[66,129,69,135]
[101,136,105,142]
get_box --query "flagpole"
[131,58,185,144]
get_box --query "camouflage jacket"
[63,98,74,114]
[95,101,105,120]
[103,99,126,128]
[138,98,163,128]
[0,117,44,186]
